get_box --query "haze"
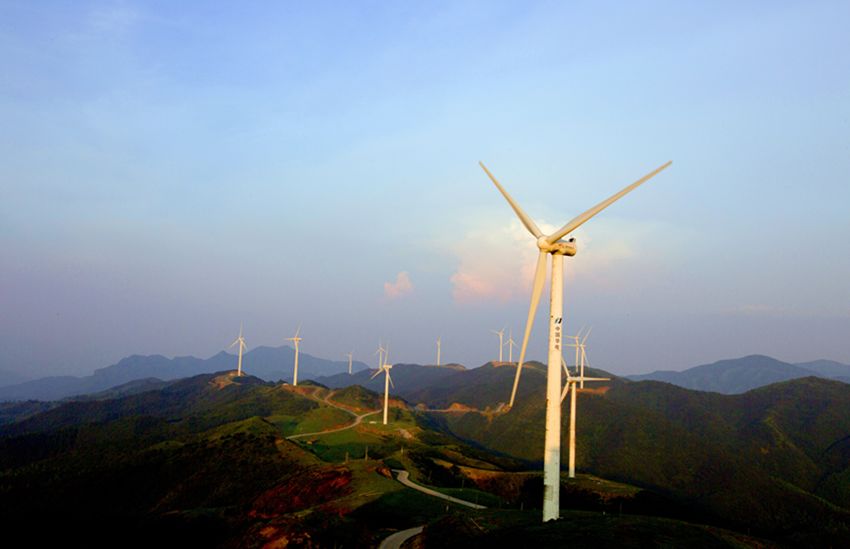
[2,1,849,379]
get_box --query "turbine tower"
[436,337,442,367]
[480,159,671,522]
[370,345,395,425]
[229,323,247,376]
[347,351,353,375]
[491,328,505,362]
[286,326,303,386]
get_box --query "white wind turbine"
[564,327,591,388]
[229,323,247,376]
[347,351,353,375]
[374,341,386,370]
[370,345,395,425]
[491,328,505,362]
[480,159,671,522]
[560,338,608,478]
[286,325,303,386]
[577,328,592,388]
[506,329,517,363]
[436,337,442,367]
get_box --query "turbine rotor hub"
[538,236,577,256]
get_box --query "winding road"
[283,387,485,548]
[377,526,424,549]
[393,470,486,510]
[285,389,381,440]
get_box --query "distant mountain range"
[627,354,850,394]
[3,349,849,403]
[316,362,466,399]
[0,346,368,401]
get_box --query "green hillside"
[1,368,849,546]
[423,372,850,545]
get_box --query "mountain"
[316,362,466,401]
[628,354,850,394]
[0,346,369,402]
[0,369,31,388]
[795,359,850,379]
[423,368,850,544]
[1,365,849,545]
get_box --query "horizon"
[3,342,845,385]
[3,2,850,379]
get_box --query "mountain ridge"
[628,354,850,394]
[0,346,369,402]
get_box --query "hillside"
[628,354,850,394]
[425,372,850,544]
[0,346,369,401]
[1,365,849,546]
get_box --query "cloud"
[449,220,540,304]
[384,271,413,299]
[448,217,672,305]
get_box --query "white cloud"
[448,217,672,305]
[384,271,413,299]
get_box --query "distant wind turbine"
[506,330,517,363]
[347,351,353,375]
[229,323,247,376]
[564,327,591,387]
[491,328,505,362]
[374,341,386,370]
[370,344,395,425]
[286,325,303,386]
[480,159,671,522]
[436,337,442,367]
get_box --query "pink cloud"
[384,271,413,299]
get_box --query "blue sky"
[2,1,849,378]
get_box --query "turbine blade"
[560,380,571,403]
[582,326,593,344]
[370,369,382,380]
[229,339,238,348]
[387,371,395,389]
[295,324,301,338]
[479,161,543,239]
[509,250,548,407]
[546,161,672,244]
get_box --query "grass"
[289,406,353,434]
[351,487,471,529]
[423,508,772,548]
[434,486,506,507]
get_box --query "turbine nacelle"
[538,237,577,256]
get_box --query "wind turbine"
[374,342,386,370]
[286,326,303,386]
[570,326,593,389]
[506,329,517,363]
[491,328,505,362]
[229,323,247,376]
[436,337,442,367]
[480,159,671,522]
[370,345,395,425]
[560,347,609,478]
[347,351,353,375]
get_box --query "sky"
[1,1,849,379]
